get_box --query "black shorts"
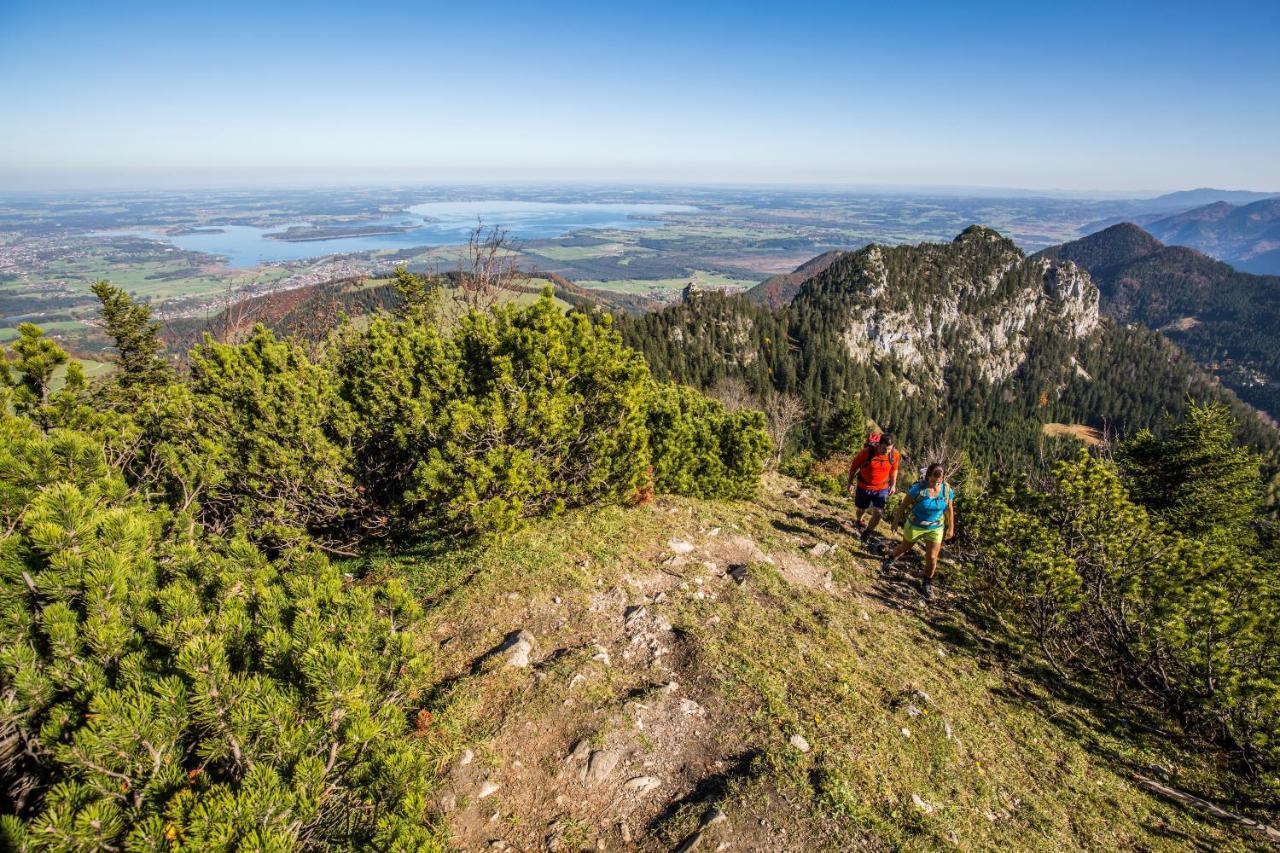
[855,487,889,510]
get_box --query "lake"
[111,201,696,267]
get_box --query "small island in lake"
[264,223,416,242]
[169,226,227,235]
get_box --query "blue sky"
[1,0,1278,192]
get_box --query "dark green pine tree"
[818,398,867,458]
[8,322,83,431]
[1117,401,1263,538]
[92,280,174,393]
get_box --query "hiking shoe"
[880,555,895,573]
[921,578,935,601]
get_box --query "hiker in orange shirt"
[846,432,899,550]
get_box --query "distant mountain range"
[1084,194,1280,274]
[1142,198,1280,274]
[1037,223,1280,417]
[1132,187,1280,214]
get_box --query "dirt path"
[428,486,894,851]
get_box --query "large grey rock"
[622,775,662,794]
[495,629,535,668]
[584,749,620,786]
[566,739,591,763]
[668,538,696,555]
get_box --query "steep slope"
[358,477,1275,850]
[1039,224,1280,417]
[1145,198,1280,274]
[162,270,649,351]
[745,250,846,309]
[618,227,1278,467]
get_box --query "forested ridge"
[1038,223,1280,417]
[616,226,1279,476]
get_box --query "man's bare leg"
[864,507,883,536]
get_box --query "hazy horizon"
[0,176,1275,200]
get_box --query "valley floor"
[351,475,1276,851]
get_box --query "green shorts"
[902,522,944,545]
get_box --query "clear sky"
[1,0,1278,192]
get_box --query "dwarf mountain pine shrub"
[958,442,1280,773]
[330,293,655,537]
[1118,401,1263,539]
[645,381,770,500]
[183,328,363,547]
[0,418,439,850]
[86,287,771,546]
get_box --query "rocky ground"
[353,475,1275,851]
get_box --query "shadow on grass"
[778,508,850,537]
[924,594,1280,829]
[647,749,763,836]
[1142,820,1219,852]
[342,534,485,601]
[865,556,929,613]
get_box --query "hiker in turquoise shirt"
[882,463,955,601]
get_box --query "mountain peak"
[1160,200,1235,222]
[1040,224,1280,416]
[797,228,1099,390]
[1034,223,1163,274]
[953,224,1009,245]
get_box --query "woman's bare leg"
[922,542,942,578]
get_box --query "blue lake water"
[110,201,696,268]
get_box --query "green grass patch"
[525,243,626,261]
[331,482,1269,850]
[579,270,756,294]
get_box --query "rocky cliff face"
[803,226,1101,391]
